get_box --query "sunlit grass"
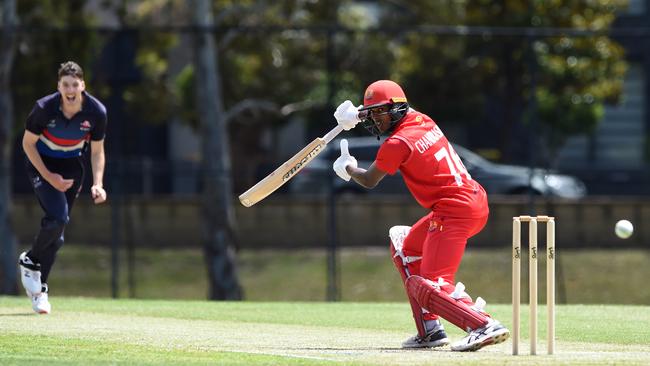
[1,298,649,365]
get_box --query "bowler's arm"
[90,139,107,204]
[90,139,105,188]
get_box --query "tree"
[124,0,245,300]
[525,1,627,161]
[11,0,103,129]
[193,0,242,300]
[102,0,347,299]
[0,0,17,295]
[121,0,372,299]
[364,0,627,164]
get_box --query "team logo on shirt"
[428,219,443,232]
[47,119,56,128]
[80,120,91,131]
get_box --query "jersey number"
[434,143,471,186]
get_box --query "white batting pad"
[389,225,411,251]
[390,225,422,265]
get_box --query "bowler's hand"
[334,100,362,131]
[47,173,74,192]
[91,185,107,204]
[332,139,358,181]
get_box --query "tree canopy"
[9,0,629,165]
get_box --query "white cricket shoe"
[402,328,450,349]
[18,252,42,296]
[450,319,509,352]
[31,284,51,314]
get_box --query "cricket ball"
[615,219,634,239]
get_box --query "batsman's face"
[368,105,392,132]
[58,75,85,108]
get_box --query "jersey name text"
[414,125,444,154]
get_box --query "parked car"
[288,137,587,199]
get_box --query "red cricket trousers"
[401,212,488,320]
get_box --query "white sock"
[425,319,443,333]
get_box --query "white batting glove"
[334,100,361,131]
[332,139,358,181]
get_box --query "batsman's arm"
[238,125,344,207]
[347,162,387,189]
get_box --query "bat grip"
[323,125,344,144]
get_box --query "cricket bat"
[239,125,344,207]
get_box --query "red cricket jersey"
[374,111,489,218]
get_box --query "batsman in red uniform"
[332,80,509,351]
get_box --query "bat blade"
[239,125,344,207]
[239,137,328,207]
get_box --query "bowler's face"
[58,75,85,107]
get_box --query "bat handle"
[323,125,344,144]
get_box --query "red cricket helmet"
[359,80,408,110]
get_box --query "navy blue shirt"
[26,91,107,158]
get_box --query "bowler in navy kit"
[18,61,107,314]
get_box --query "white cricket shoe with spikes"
[451,319,509,352]
[402,328,450,349]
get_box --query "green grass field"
[1,297,649,365]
